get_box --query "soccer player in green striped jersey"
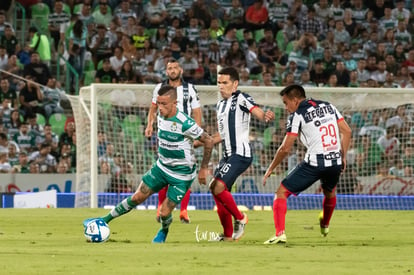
[86,85,214,243]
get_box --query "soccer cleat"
[152,228,168,243]
[232,213,248,240]
[179,210,190,224]
[319,211,329,237]
[208,233,233,242]
[263,233,287,245]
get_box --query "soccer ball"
[84,219,110,243]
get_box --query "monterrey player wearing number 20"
[262,84,352,244]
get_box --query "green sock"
[160,214,172,232]
[102,196,137,223]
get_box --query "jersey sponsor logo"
[324,152,341,160]
[304,105,335,123]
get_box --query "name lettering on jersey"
[159,141,179,149]
[304,105,335,123]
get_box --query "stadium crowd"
[0,0,413,189]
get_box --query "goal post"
[68,84,414,209]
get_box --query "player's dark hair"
[158,85,177,100]
[280,84,306,99]
[218,67,240,82]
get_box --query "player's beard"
[169,72,181,82]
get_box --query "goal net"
[68,84,414,209]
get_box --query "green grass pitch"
[0,209,413,274]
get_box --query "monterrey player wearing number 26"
[262,84,352,245]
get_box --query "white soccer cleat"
[263,233,287,245]
[232,213,248,241]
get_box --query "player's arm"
[263,133,297,186]
[251,106,275,123]
[145,103,158,138]
[191,107,204,148]
[338,118,352,172]
[197,131,214,185]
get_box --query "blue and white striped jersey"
[216,91,257,158]
[286,98,344,167]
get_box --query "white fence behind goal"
[68,84,414,209]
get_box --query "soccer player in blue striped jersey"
[87,85,214,243]
[263,84,352,244]
[145,58,202,224]
[205,67,275,241]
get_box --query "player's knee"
[209,180,226,196]
[276,185,291,199]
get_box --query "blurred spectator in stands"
[290,0,308,23]
[76,1,94,26]
[349,39,366,61]
[171,28,189,53]
[356,58,370,83]
[42,77,65,118]
[223,0,245,30]
[114,0,137,28]
[0,98,13,130]
[178,48,198,82]
[402,48,414,77]
[245,38,264,72]
[152,24,169,51]
[7,109,20,138]
[299,7,324,40]
[394,20,411,50]
[0,2,13,22]
[28,142,57,173]
[392,0,410,24]
[192,0,213,28]
[313,0,330,25]
[370,59,388,85]
[59,120,75,148]
[23,51,51,86]
[384,53,398,75]
[348,69,360,87]
[185,17,202,44]
[350,0,367,25]
[143,61,162,84]
[239,67,251,86]
[109,46,126,76]
[329,0,344,22]
[333,19,351,47]
[337,164,361,194]
[97,131,107,157]
[0,45,8,71]
[257,27,278,64]
[207,40,221,65]
[245,0,268,31]
[144,0,167,28]
[299,70,316,87]
[325,73,338,87]
[341,48,357,71]
[0,148,11,173]
[92,0,113,28]
[402,141,414,176]
[36,123,59,154]
[374,42,387,61]
[365,54,378,74]
[141,39,157,63]
[218,25,237,58]
[68,19,88,89]
[26,112,43,141]
[370,0,386,20]
[0,10,13,37]
[166,0,186,24]
[204,60,218,85]
[321,47,337,75]
[12,150,30,173]
[123,16,138,37]
[282,59,301,83]
[362,31,379,56]
[262,71,275,86]
[118,60,137,83]
[48,0,70,52]
[95,58,118,83]
[56,160,69,173]
[0,25,18,56]
[342,8,359,39]
[282,15,298,43]
[28,27,51,66]
[380,5,398,31]
[90,24,114,68]
[282,71,295,86]
[19,76,46,119]
[0,132,8,152]
[191,66,208,85]
[377,125,400,164]
[12,120,36,153]
[266,62,282,85]
[3,54,22,88]
[382,72,401,88]
[383,28,396,55]
[393,43,406,64]
[208,18,224,40]
[197,28,212,55]
[0,78,18,108]
[310,59,328,86]
[223,40,246,68]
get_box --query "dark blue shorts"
[213,155,253,190]
[282,161,342,195]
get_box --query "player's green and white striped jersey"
[156,110,203,180]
